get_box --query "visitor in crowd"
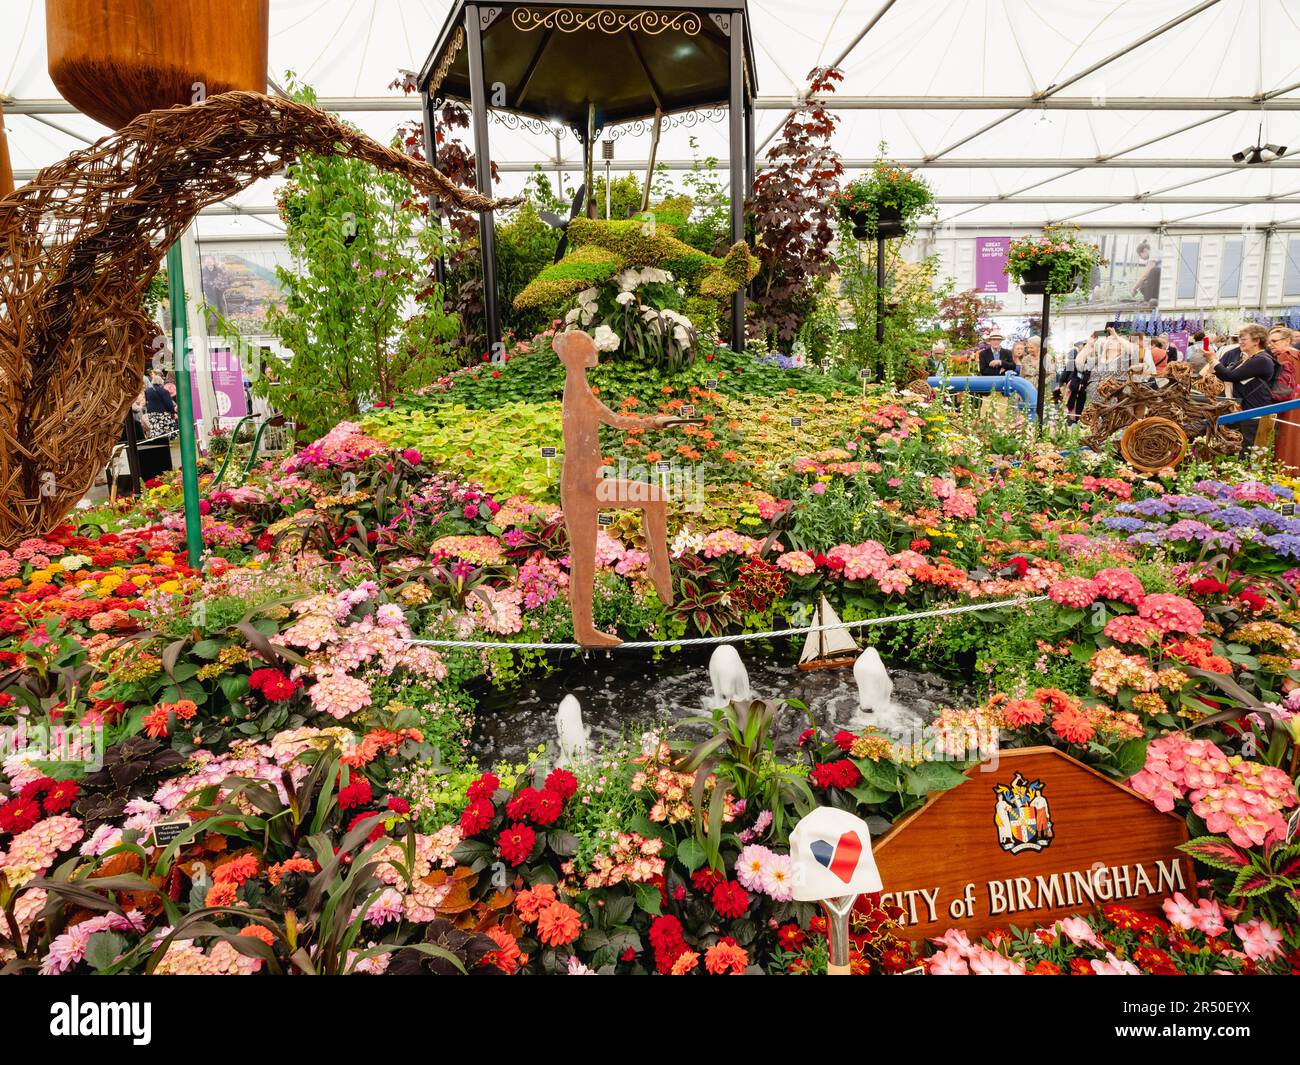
[978,330,1017,375]
[1267,326,1300,471]
[1009,339,1027,376]
[928,339,948,374]
[1020,335,1043,386]
[1212,323,1275,452]
[1054,340,1081,407]
[1157,333,1177,362]
[1149,337,1171,377]
[1078,326,1156,407]
[144,372,179,439]
[1185,332,1210,372]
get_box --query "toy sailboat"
[797,595,859,671]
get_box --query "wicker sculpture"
[1079,363,1242,467]
[0,91,510,547]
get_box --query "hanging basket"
[1019,264,1081,296]
[850,206,907,240]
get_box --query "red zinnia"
[545,768,578,800]
[459,798,494,836]
[712,880,750,920]
[0,799,41,834]
[467,773,500,803]
[528,788,564,826]
[498,823,536,866]
[41,780,80,813]
[338,777,373,811]
[506,787,538,821]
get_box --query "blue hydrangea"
[1101,516,1154,533]
[1264,533,1300,560]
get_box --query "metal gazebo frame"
[417,0,758,353]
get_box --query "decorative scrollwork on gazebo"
[511,8,703,35]
[428,25,465,98]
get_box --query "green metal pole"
[167,243,204,569]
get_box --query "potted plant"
[1006,225,1105,295]
[832,152,936,241]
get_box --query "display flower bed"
[2,329,1298,976]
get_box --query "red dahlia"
[459,798,494,836]
[544,768,578,800]
[466,773,500,803]
[0,799,42,834]
[528,788,564,826]
[498,823,536,866]
[712,880,750,920]
[338,777,373,811]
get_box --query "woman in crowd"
[144,372,178,438]
[1077,326,1155,407]
[1268,326,1300,471]
[1212,323,1275,453]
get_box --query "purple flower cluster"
[1105,480,1300,562]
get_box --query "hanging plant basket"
[1019,265,1082,296]
[851,206,907,240]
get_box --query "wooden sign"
[873,747,1193,942]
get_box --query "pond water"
[470,644,973,764]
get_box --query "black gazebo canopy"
[418,1,758,352]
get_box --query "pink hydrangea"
[1091,567,1146,605]
[308,670,372,719]
[776,551,816,576]
[1048,576,1099,609]
[1102,614,1162,647]
[1137,594,1204,636]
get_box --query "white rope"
[404,594,1049,651]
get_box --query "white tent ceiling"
[4,0,1300,239]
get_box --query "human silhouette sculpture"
[555,330,691,648]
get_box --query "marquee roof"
[3,0,1300,239]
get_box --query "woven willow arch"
[0,91,509,546]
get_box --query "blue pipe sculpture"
[926,374,1038,410]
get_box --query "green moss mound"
[512,197,758,311]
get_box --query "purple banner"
[976,237,1010,294]
[190,347,249,420]
[1168,330,1189,356]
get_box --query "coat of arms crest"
[993,772,1054,854]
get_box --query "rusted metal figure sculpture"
[555,330,697,648]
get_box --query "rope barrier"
[404,594,1050,652]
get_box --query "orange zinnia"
[535,901,582,947]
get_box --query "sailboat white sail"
[799,595,859,665]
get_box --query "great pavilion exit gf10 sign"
[872,747,1194,941]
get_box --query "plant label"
[597,514,613,526]
[656,460,672,473]
[540,447,558,459]
[150,820,190,848]
[790,417,804,428]
[1281,503,1295,516]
